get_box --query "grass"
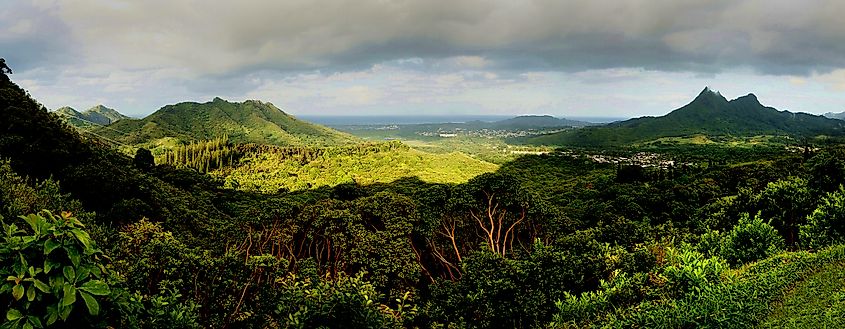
[757,261,845,328]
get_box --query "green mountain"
[492,115,591,129]
[55,104,129,127]
[85,104,129,124]
[529,88,845,146]
[96,97,358,146]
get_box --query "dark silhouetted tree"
[134,147,154,170]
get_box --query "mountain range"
[528,88,845,146]
[824,111,845,120]
[55,105,130,127]
[488,115,591,129]
[94,97,358,146]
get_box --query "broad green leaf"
[44,240,61,255]
[32,279,49,293]
[70,229,92,252]
[26,285,35,301]
[76,267,90,282]
[27,316,42,328]
[79,291,99,315]
[61,284,76,306]
[66,247,80,267]
[12,284,23,300]
[59,304,72,321]
[63,266,75,283]
[22,214,39,233]
[23,321,33,329]
[6,309,23,321]
[18,253,28,272]
[46,306,57,326]
[79,280,109,296]
[43,260,57,274]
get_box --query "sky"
[3,0,845,118]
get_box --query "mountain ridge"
[55,104,129,126]
[528,88,845,146]
[824,111,845,120]
[491,115,591,128]
[95,97,359,146]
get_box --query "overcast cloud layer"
[3,0,845,117]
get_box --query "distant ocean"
[298,115,627,125]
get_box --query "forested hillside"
[153,138,497,192]
[95,97,358,147]
[529,88,845,146]
[5,71,845,329]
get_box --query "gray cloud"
[6,0,845,118]
[0,2,77,71]
[5,0,841,77]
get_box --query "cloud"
[5,0,845,117]
[6,0,844,77]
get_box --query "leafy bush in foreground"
[801,185,845,249]
[720,213,784,266]
[0,211,119,328]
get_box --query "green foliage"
[122,286,201,329]
[801,185,845,249]
[758,176,812,246]
[660,247,735,296]
[551,271,647,327]
[0,160,90,223]
[719,213,784,266]
[426,240,622,328]
[597,245,845,328]
[0,211,120,328]
[155,137,235,173]
[806,148,845,195]
[220,141,497,192]
[274,272,414,328]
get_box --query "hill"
[95,97,358,146]
[491,115,591,129]
[85,104,129,124]
[55,104,129,127]
[528,88,845,146]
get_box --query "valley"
[6,70,845,328]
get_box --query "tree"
[758,176,812,247]
[452,173,539,257]
[801,185,845,249]
[720,213,784,266]
[134,148,154,170]
[807,149,845,196]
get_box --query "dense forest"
[5,69,845,329]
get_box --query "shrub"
[660,247,735,297]
[801,185,845,249]
[720,213,784,266]
[274,272,414,328]
[697,229,725,258]
[0,211,122,328]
